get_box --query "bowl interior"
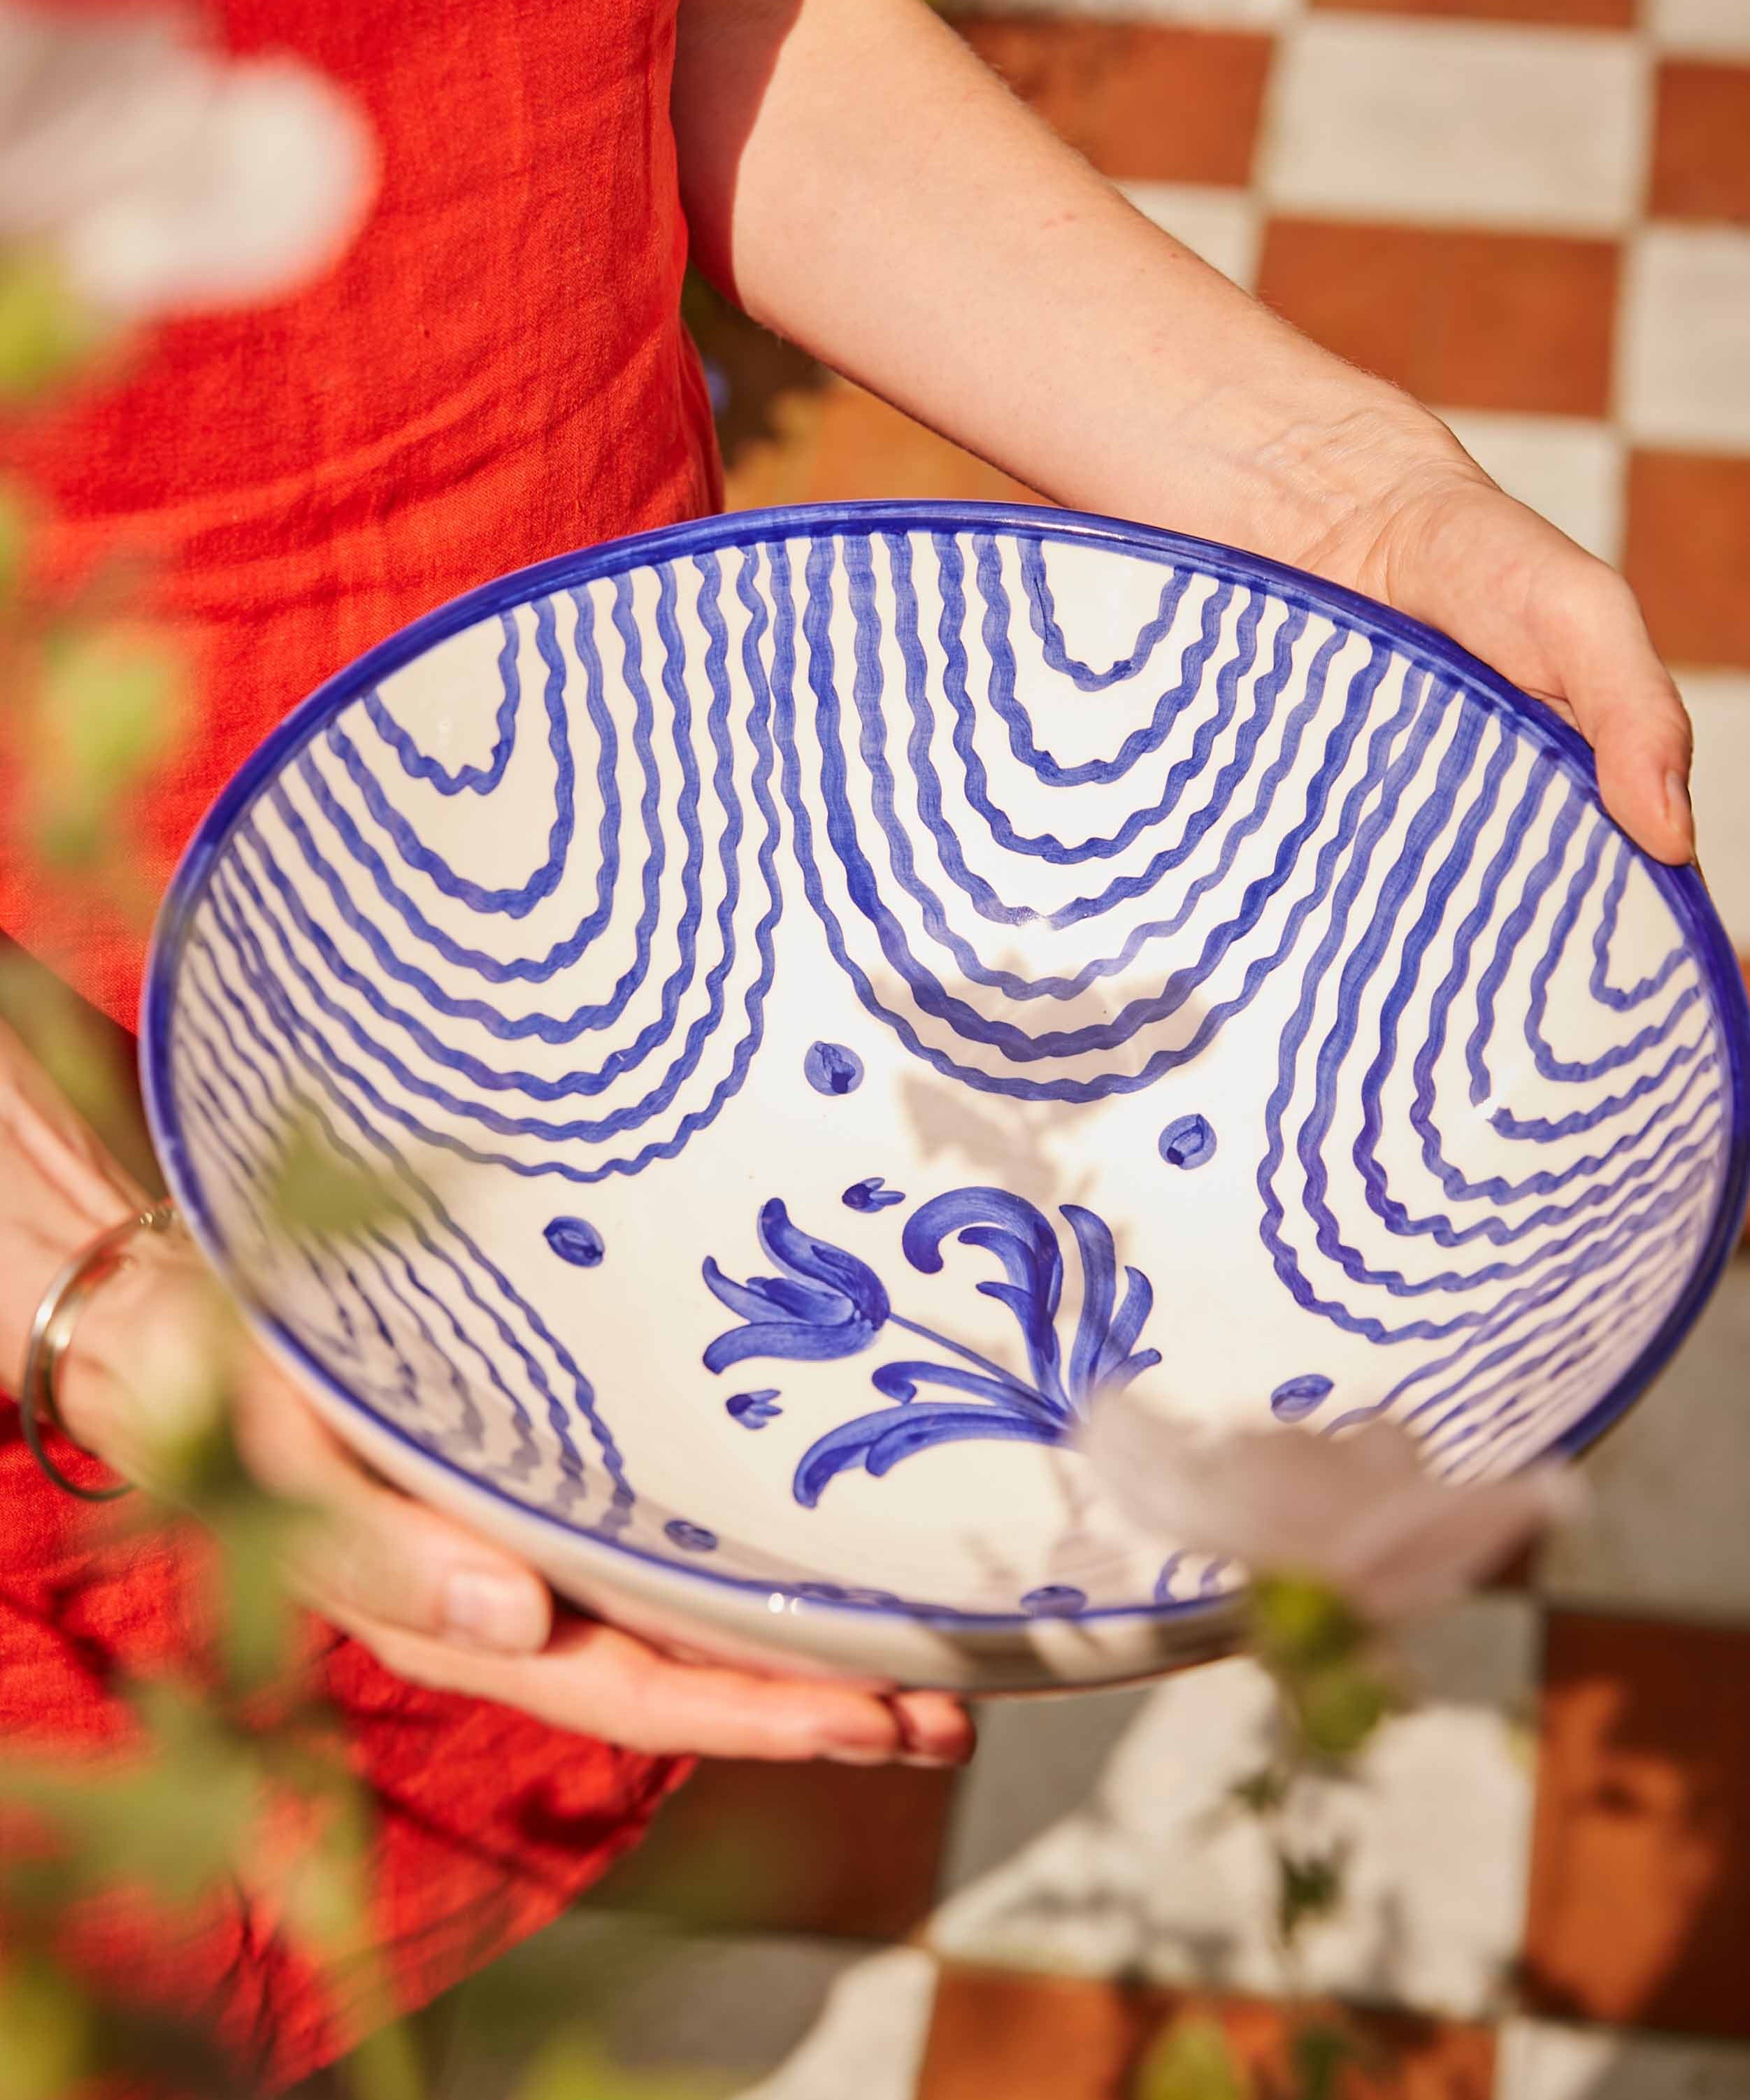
[143,505,1750,1632]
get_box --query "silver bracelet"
[18,1201,180,1501]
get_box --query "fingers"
[231,1357,552,1656]
[315,1603,978,1764]
[231,1352,979,1766]
[1389,483,1694,866]
[1542,567,1694,867]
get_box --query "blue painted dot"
[1019,1584,1088,1617]
[544,1215,604,1267]
[842,1176,904,1212]
[664,1519,718,1553]
[793,1581,902,1607]
[805,1041,864,1097]
[726,1389,783,1429]
[1159,1113,1217,1169]
[1270,1373,1334,1422]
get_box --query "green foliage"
[1247,1573,1398,1767]
[266,1108,413,1244]
[31,624,187,872]
[1247,1575,1365,1678]
[0,1954,92,2100]
[1276,1849,1346,1944]
[0,949,162,1188]
[0,249,101,404]
[1294,1664,1395,1765]
[1290,2024,1360,2100]
[1133,2016,1250,2100]
[509,2034,725,2100]
[0,478,29,603]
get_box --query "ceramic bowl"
[141,502,1750,1692]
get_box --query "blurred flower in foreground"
[1081,1403,1582,1625]
[0,1,374,322]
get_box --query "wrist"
[53,1224,220,1479]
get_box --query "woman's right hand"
[54,1222,975,1768]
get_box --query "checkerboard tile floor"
[429,4,1750,2093]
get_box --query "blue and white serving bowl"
[141,503,1750,1693]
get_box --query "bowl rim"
[138,497,1750,1632]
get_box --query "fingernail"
[443,1569,547,1654]
[1666,770,1695,854]
[824,1743,893,1766]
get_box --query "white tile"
[1649,0,1750,59]
[1541,1250,1750,1622]
[945,0,1303,24]
[1497,2019,1750,2099]
[1621,226,1750,454]
[1684,670,1750,951]
[1121,181,1263,290]
[1261,17,1650,236]
[927,1597,1539,2020]
[1437,411,1626,567]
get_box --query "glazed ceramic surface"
[141,503,1750,1691]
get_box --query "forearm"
[0,1017,146,1387]
[672,0,1451,564]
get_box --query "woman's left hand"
[1256,401,1694,867]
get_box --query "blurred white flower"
[1080,1402,1582,1624]
[0,2,373,317]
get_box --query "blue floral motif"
[664,1519,718,1552]
[726,1388,783,1428]
[703,1200,890,1372]
[703,1185,1161,1507]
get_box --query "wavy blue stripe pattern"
[150,515,1744,1610]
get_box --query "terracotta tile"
[955,20,1272,185]
[581,1755,957,1941]
[1652,62,1750,222]
[1255,220,1619,417]
[1523,1613,1750,2038]
[726,377,1047,514]
[1312,0,1633,23]
[1624,452,1750,670]
[915,1969,1496,2100]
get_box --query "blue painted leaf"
[1063,1203,1117,1402]
[1099,1267,1155,1376]
[871,1358,1059,1419]
[664,1520,718,1552]
[907,1192,1066,1401]
[726,1388,783,1428]
[793,1402,1060,1508]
